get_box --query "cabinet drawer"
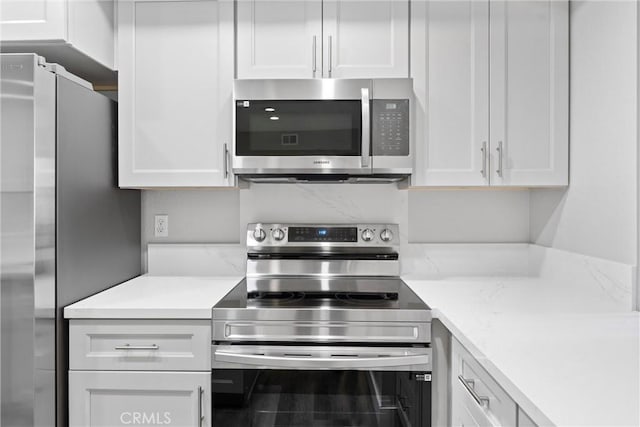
[69,319,211,371]
[452,338,517,426]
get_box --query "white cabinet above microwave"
[236,0,409,79]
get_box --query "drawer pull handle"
[458,375,490,408]
[115,344,160,351]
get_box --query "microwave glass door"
[236,100,363,156]
[212,369,430,427]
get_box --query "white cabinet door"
[0,0,67,40]
[411,0,490,186]
[518,407,539,427]
[0,0,115,71]
[489,0,568,186]
[69,371,210,427]
[323,0,409,78]
[236,0,322,79]
[118,0,233,188]
[451,375,498,427]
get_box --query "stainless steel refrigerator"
[0,53,141,427]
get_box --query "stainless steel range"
[212,223,432,427]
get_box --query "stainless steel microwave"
[232,78,413,182]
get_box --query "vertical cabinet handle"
[328,35,333,77]
[312,36,317,77]
[480,141,487,178]
[496,141,503,177]
[198,386,204,427]
[223,143,229,179]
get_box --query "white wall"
[530,0,638,266]
[409,189,530,243]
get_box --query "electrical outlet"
[154,215,169,237]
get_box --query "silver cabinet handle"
[458,375,490,408]
[496,140,503,177]
[480,141,487,178]
[360,87,371,168]
[328,35,333,77]
[223,143,229,179]
[114,344,159,351]
[312,35,317,77]
[197,386,204,427]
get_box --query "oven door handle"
[361,87,371,168]
[214,348,428,370]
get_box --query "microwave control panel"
[372,99,409,156]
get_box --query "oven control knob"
[253,227,266,242]
[361,228,375,242]
[272,228,285,241]
[380,228,394,242]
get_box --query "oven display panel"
[289,227,358,242]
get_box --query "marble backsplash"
[147,242,636,310]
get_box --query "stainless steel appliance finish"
[233,78,414,181]
[211,223,432,426]
[0,54,141,427]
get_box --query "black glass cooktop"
[214,277,428,311]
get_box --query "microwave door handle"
[361,87,371,168]
[214,349,427,370]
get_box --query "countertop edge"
[432,308,558,427]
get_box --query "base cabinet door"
[451,374,497,427]
[69,371,211,427]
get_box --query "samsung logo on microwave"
[313,160,331,165]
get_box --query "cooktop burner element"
[246,288,400,307]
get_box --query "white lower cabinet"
[452,376,495,427]
[69,319,212,427]
[451,337,517,427]
[518,407,539,427]
[69,371,211,427]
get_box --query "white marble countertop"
[63,275,242,319]
[405,278,640,427]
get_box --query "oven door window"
[235,100,362,156]
[212,370,431,427]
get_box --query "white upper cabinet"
[236,0,322,79]
[236,0,409,79]
[411,0,489,186]
[118,0,234,188]
[412,0,568,187]
[489,0,569,186]
[0,0,68,40]
[323,0,409,78]
[0,0,116,84]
